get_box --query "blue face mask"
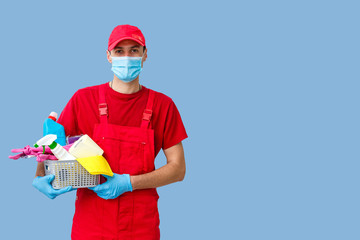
[111,56,143,83]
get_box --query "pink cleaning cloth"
[9,144,73,162]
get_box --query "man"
[33,24,188,240]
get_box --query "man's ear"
[106,50,112,63]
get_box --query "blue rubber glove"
[89,173,133,200]
[32,175,73,199]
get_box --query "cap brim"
[108,37,145,51]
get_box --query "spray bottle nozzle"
[36,134,76,161]
[35,134,58,154]
[33,143,46,154]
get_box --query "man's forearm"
[130,161,185,190]
[34,156,185,187]
[35,162,45,177]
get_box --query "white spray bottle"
[35,134,76,161]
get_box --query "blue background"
[1,0,359,239]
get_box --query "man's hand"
[32,175,73,199]
[89,174,133,200]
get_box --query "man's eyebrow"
[114,45,141,49]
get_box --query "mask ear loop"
[108,50,115,62]
[139,50,146,90]
[139,49,146,70]
[142,49,146,58]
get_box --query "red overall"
[71,85,160,240]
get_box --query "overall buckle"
[99,103,108,116]
[142,109,152,121]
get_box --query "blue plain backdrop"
[1,0,360,239]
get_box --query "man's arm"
[35,162,45,177]
[130,142,186,190]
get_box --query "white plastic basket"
[44,160,100,189]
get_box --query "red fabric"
[57,83,188,158]
[71,85,160,240]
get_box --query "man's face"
[107,39,147,66]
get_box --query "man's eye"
[115,50,123,54]
[132,49,139,53]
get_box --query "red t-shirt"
[57,83,188,158]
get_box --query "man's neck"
[110,76,142,94]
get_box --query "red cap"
[108,25,146,51]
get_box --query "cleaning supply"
[9,144,73,162]
[35,134,76,161]
[69,134,104,158]
[66,134,84,145]
[9,145,57,162]
[69,134,113,176]
[76,155,113,176]
[44,160,100,189]
[43,112,66,146]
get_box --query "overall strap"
[98,84,108,124]
[141,89,155,129]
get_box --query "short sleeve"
[57,91,80,137]
[162,100,188,150]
